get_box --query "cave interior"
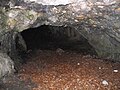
[21,25,97,55]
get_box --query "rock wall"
[0,51,14,80]
[0,0,119,61]
[0,30,27,70]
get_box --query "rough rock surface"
[0,51,14,80]
[0,0,120,61]
[0,30,27,70]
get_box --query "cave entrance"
[21,25,96,55]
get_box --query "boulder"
[0,51,14,80]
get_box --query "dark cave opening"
[21,25,97,55]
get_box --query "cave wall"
[0,0,119,61]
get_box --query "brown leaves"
[19,50,120,90]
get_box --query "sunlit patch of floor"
[19,50,120,90]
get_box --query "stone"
[0,51,15,80]
[0,30,27,70]
[102,80,109,86]
[113,69,118,73]
[56,48,64,55]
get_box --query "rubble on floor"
[18,50,120,90]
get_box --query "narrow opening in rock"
[21,25,97,55]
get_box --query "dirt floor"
[0,49,120,90]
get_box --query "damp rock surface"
[18,50,120,90]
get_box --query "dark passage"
[21,25,97,55]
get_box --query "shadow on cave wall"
[21,25,97,55]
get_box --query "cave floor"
[1,50,120,90]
